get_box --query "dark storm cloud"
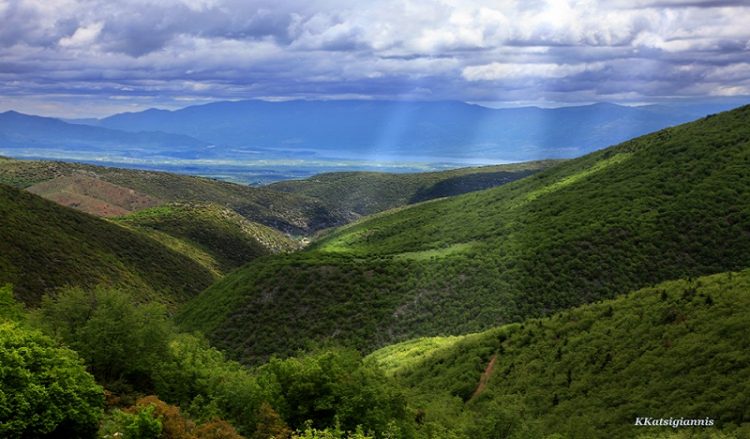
[0,0,748,117]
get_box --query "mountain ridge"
[85,100,744,161]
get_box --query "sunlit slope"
[0,184,215,306]
[368,269,750,438]
[178,105,750,364]
[114,203,300,276]
[0,159,346,234]
[268,160,556,218]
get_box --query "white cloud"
[59,22,103,48]
[462,62,605,81]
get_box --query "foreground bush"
[0,321,104,438]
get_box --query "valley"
[2,106,749,438]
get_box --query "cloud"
[59,22,103,48]
[1,0,749,117]
[462,62,606,81]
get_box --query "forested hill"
[368,268,750,438]
[114,203,299,277]
[178,105,750,364]
[0,157,347,235]
[0,184,216,306]
[267,160,556,218]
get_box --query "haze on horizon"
[1,0,749,118]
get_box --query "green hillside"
[268,160,556,218]
[114,203,300,276]
[368,268,750,438]
[0,184,216,306]
[0,159,347,234]
[178,105,750,364]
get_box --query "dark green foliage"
[269,161,555,218]
[179,105,750,362]
[370,269,750,438]
[36,287,174,391]
[0,184,215,306]
[0,321,104,438]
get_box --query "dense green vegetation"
[268,161,555,218]
[0,286,104,438]
[0,184,216,306]
[367,268,750,438]
[6,266,748,438]
[179,105,750,362]
[15,286,411,438]
[0,159,347,234]
[115,203,299,276]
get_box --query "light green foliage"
[154,333,266,435]
[36,287,174,389]
[0,321,104,438]
[519,152,631,205]
[155,335,411,438]
[100,405,163,439]
[366,336,464,376]
[291,421,374,439]
[258,348,411,437]
[0,284,24,322]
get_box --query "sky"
[1,0,749,118]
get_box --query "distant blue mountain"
[87,100,744,161]
[3,100,745,167]
[0,111,209,159]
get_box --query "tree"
[258,348,410,437]
[37,287,174,391]
[0,322,104,438]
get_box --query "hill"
[91,100,738,161]
[0,158,347,234]
[367,268,750,438]
[26,174,161,217]
[268,160,556,218]
[177,105,750,364]
[0,184,216,306]
[114,203,300,276]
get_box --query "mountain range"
[1,101,744,171]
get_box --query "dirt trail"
[469,353,497,401]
